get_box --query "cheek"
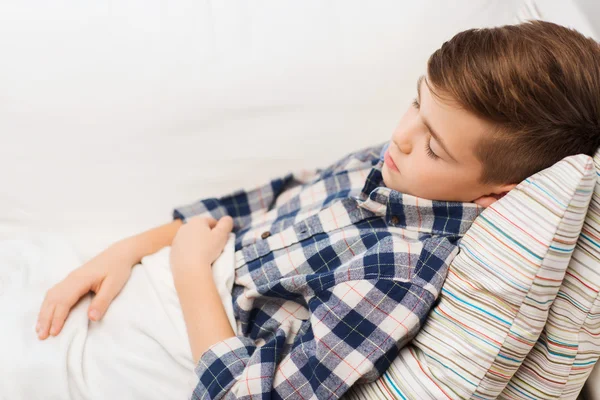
[410,158,465,194]
[391,107,418,138]
[407,154,446,183]
[422,163,482,200]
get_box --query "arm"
[110,168,312,265]
[188,235,459,399]
[191,279,427,399]
[37,218,184,340]
[172,174,296,232]
[114,219,183,265]
[171,141,386,233]
[169,215,237,363]
[174,262,235,364]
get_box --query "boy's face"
[381,75,515,206]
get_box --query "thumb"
[215,216,234,233]
[88,277,121,321]
[213,216,234,243]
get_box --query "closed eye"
[414,98,438,159]
[425,137,439,160]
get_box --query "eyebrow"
[416,75,458,162]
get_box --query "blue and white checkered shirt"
[172,141,483,399]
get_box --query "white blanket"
[0,232,237,400]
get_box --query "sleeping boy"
[35,20,600,399]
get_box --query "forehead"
[418,76,493,161]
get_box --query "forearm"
[114,219,183,265]
[174,266,236,364]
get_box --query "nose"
[393,114,419,154]
[398,142,412,154]
[393,134,413,154]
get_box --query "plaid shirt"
[172,141,483,399]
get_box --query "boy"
[36,20,600,399]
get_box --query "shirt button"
[261,231,271,239]
[390,215,400,225]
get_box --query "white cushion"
[0,0,523,261]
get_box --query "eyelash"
[425,137,439,160]
[413,97,439,160]
[412,98,420,109]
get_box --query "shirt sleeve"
[172,141,387,232]
[190,279,430,399]
[172,172,301,231]
[190,235,458,399]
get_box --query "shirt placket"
[236,197,381,267]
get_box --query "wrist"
[114,220,183,267]
[173,262,212,290]
[109,239,141,267]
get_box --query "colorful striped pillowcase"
[502,149,600,400]
[344,154,595,399]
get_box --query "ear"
[473,183,518,208]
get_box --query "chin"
[382,171,404,193]
[381,167,390,187]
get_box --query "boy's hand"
[170,216,234,282]
[36,242,136,340]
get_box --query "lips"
[384,150,400,173]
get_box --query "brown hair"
[426,20,600,184]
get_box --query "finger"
[64,271,97,304]
[36,296,48,331]
[88,276,121,321]
[36,270,96,338]
[45,272,96,327]
[49,304,70,336]
[220,216,234,231]
[37,303,56,340]
[473,196,496,208]
[213,216,234,241]
[36,292,53,335]
[206,217,218,228]
[190,216,217,227]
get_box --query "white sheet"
[0,232,237,400]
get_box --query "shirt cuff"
[172,198,228,225]
[194,336,256,396]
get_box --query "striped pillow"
[344,154,595,400]
[502,149,600,400]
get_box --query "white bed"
[1,1,597,398]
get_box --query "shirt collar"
[358,159,483,236]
